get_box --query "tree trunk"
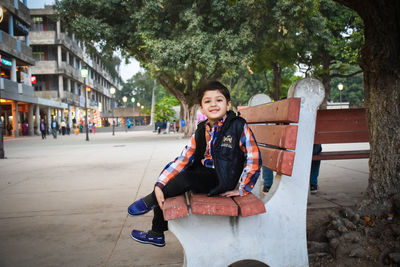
[334,0,400,215]
[181,102,198,138]
[320,57,331,109]
[272,62,282,100]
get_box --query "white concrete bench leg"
[169,78,325,267]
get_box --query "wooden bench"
[163,78,325,267]
[313,108,370,160]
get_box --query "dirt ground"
[307,206,400,267]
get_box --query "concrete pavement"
[0,131,369,267]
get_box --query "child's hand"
[154,186,165,210]
[220,190,240,197]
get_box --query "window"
[32,17,43,31]
[32,46,46,61]
[63,77,68,92]
[70,80,75,93]
[69,54,74,66]
[61,50,67,62]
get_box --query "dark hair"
[198,81,231,105]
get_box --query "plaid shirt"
[155,115,261,196]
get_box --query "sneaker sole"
[130,233,165,247]
[127,210,151,216]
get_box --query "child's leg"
[151,165,218,233]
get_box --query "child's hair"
[198,81,231,105]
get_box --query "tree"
[56,0,264,137]
[250,0,319,100]
[154,96,179,123]
[299,0,364,107]
[332,0,400,215]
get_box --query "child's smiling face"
[200,90,231,126]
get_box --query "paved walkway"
[0,131,369,267]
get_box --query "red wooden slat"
[314,108,370,144]
[250,124,298,150]
[233,193,266,217]
[240,98,301,123]
[315,118,368,133]
[316,108,366,121]
[259,146,295,176]
[312,150,370,160]
[163,195,189,221]
[314,131,370,144]
[190,193,238,216]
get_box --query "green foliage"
[331,72,364,107]
[116,72,153,109]
[56,0,259,102]
[154,96,179,122]
[222,65,300,106]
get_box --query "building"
[29,5,118,131]
[0,0,55,137]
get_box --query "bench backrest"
[240,98,301,176]
[314,108,369,144]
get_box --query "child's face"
[200,90,231,125]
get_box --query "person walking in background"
[66,123,71,135]
[51,120,58,139]
[60,120,66,135]
[262,144,322,194]
[40,119,46,139]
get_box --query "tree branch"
[330,70,363,78]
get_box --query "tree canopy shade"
[332,0,400,215]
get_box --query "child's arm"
[237,123,262,196]
[155,135,196,190]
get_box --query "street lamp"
[338,83,344,108]
[137,102,140,107]
[81,67,89,141]
[131,97,135,104]
[0,88,4,159]
[122,97,128,131]
[110,87,116,136]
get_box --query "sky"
[28,0,143,82]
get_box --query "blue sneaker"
[131,230,165,247]
[128,198,154,216]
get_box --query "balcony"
[30,60,58,75]
[0,78,35,102]
[0,30,34,64]
[61,91,80,106]
[29,31,56,45]
[59,62,82,81]
[1,0,32,25]
[34,90,59,100]
[30,31,83,58]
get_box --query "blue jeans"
[263,144,322,187]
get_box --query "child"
[128,81,262,247]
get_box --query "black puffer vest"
[193,111,246,196]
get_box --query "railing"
[29,31,56,44]
[30,60,58,74]
[0,30,33,62]
[61,91,80,106]
[59,62,82,81]
[34,90,59,100]
[58,33,83,57]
